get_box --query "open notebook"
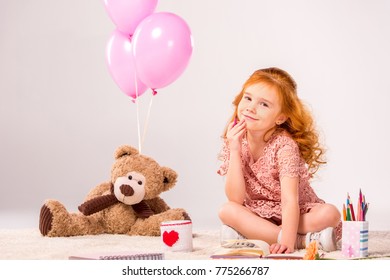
[210,239,303,260]
[69,251,164,260]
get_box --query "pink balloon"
[132,12,194,90]
[106,29,148,100]
[103,0,158,36]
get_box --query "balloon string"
[135,98,142,154]
[141,91,155,148]
[134,69,142,154]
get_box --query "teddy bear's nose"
[120,184,134,196]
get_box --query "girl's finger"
[277,245,288,254]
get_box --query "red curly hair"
[222,67,326,175]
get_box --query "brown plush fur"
[39,145,189,237]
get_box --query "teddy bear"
[39,145,190,237]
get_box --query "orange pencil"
[342,204,347,221]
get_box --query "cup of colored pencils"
[341,189,369,258]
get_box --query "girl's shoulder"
[269,129,298,150]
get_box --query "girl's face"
[237,83,286,133]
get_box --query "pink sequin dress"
[217,130,325,224]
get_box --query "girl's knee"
[331,206,341,225]
[218,201,240,224]
[308,203,341,229]
[323,204,341,227]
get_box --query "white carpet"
[1,229,390,260]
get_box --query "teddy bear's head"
[110,145,178,205]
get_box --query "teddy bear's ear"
[161,167,178,191]
[114,145,139,159]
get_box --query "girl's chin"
[246,126,274,133]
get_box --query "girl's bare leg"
[219,201,281,244]
[297,203,341,234]
[219,201,340,250]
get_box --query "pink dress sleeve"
[276,138,301,180]
[217,140,229,176]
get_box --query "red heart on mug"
[162,230,179,247]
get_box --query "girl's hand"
[269,243,294,254]
[226,119,246,151]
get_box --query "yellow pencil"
[342,203,347,221]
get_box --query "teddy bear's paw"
[39,200,70,236]
[182,211,191,221]
[39,204,53,236]
[163,208,191,222]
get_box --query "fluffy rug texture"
[1,229,390,260]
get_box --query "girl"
[217,67,341,254]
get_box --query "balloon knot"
[152,89,158,95]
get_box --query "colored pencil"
[357,199,361,221]
[343,189,368,222]
[346,206,351,221]
[342,204,347,221]
[349,201,356,221]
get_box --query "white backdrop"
[1,0,389,231]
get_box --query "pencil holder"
[160,220,193,252]
[341,221,369,258]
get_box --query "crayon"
[233,117,238,127]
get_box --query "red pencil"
[349,201,356,221]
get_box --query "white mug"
[160,220,193,252]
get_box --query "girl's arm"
[279,176,300,252]
[225,149,246,203]
[224,120,247,203]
